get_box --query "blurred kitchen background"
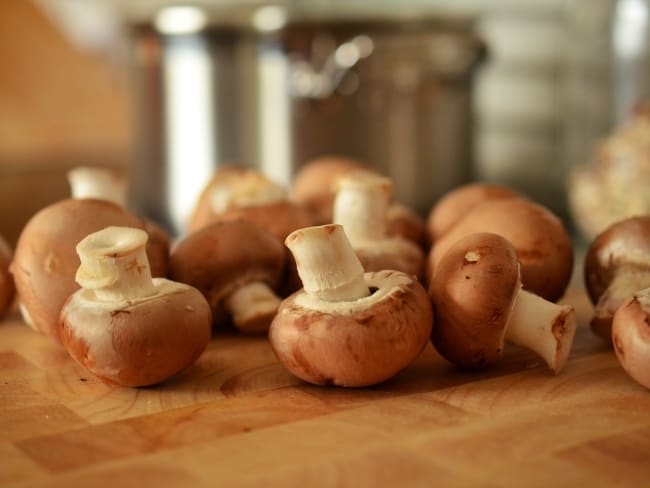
[1,0,648,244]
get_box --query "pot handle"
[290,35,374,99]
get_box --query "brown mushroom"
[612,289,650,390]
[430,232,576,373]
[269,224,433,387]
[169,220,286,334]
[426,182,520,244]
[584,216,650,343]
[428,197,574,302]
[333,172,424,279]
[59,227,211,387]
[0,235,15,319]
[11,199,157,343]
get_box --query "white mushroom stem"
[75,226,155,302]
[285,224,370,302]
[594,267,650,319]
[333,173,392,245]
[505,288,576,374]
[68,166,127,205]
[209,173,286,212]
[224,282,281,327]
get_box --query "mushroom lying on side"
[60,227,211,387]
[333,172,424,279]
[269,224,433,387]
[426,182,520,244]
[429,232,576,373]
[428,197,574,302]
[584,216,650,344]
[0,235,15,319]
[11,199,157,343]
[170,220,286,334]
[612,288,650,390]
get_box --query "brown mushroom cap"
[612,290,650,390]
[169,219,286,326]
[426,182,520,244]
[386,203,427,249]
[428,197,573,302]
[10,198,157,342]
[355,239,425,280]
[430,232,521,369]
[269,270,433,387]
[0,235,15,318]
[60,279,211,387]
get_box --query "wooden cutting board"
[1,288,649,487]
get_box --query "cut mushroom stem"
[285,224,370,302]
[333,172,391,244]
[75,226,155,302]
[67,166,127,205]
[209,171,286,213]
[224,281,282,330]
[593,266,650,323]
[506,288,576,373]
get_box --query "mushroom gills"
[224,281,282,333]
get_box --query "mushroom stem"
[224,281,281,329]
[67,166,127,205]
[75,226,155,302]
[333,173,392,245]
[594,266,650,322]
[209,173,286,213]
[285,224,370,302]
[505,289,576,374]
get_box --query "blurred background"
[1,0,648,244]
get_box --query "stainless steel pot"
[127,4,485,235]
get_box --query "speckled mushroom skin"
[269,270,433,387]
[11,199,163,343]
[0,235,15,318]
[430,233,521,369]
[60,280,212,387]
[612,292,650,390]
[429,198,573,303]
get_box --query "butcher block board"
[1,288,649,487]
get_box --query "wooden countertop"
[2,288,649,487]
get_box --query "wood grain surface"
[1,288,649,487]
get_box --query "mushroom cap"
[612,289,650,390]
[386,203,427,248]
[354,239,425,280]
[60,279,212,387]
[205,201,319,243]
[426,182,520,244]
[0,235,15,318]
[430,232,521,369]
[291,155,368,223]
[428,197,573,302]
[584,216,650,304]
[269,270,433,387]
[11,198,153,342]
[169,219,286,323]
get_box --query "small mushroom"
[612,289,650,390]
[430,232,576,373]
[169,220,286,334]
[59,227,211,387]
[0,235,15,319]
[269,224,433,387]
[428,197,574,302]
[584,216,650,343]
[426,182,520,244]
[11,199,155,343]
[333,172,424,279]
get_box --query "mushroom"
[291,155,427,247]
[67,166,170,278]
[428,197,574,302]
[333,172,424,279]
[59,226,211,387]
[426,182,520,244]
[584,216,650,343]
[430,232,576,373]
[612,288,650,390]
[169,220,286,334]
[0,235,15,319]
[11,198,155,343]
[269,224,433,387]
